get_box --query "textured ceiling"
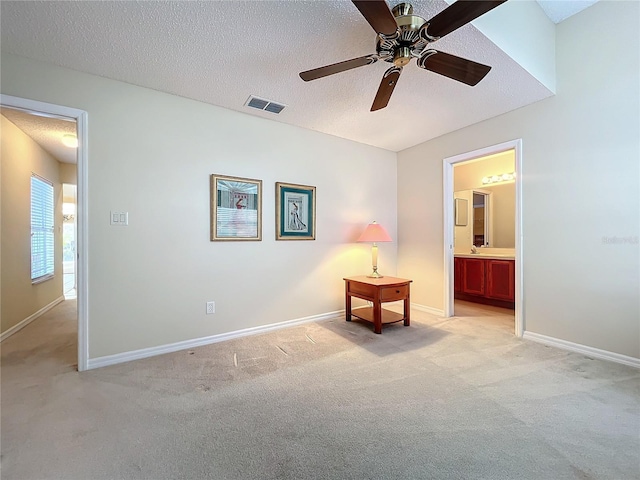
[1,107,77,164]
[535,0,598,23]
[0,1,594,152]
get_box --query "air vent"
[245,95,286,115]
[264,103,285,114]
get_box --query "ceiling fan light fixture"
[61,134,78,148]
[393,47,412,67]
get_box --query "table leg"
[373,299,382,334]
[404,291,410,327]
[345,284,352,322]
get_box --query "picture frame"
[210,174,262,241]
[454,198,468,226]
[276,182,316,240]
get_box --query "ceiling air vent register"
[245,96,286,114]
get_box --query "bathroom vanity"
[454,253,515,309]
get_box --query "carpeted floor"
[1,300,639,480]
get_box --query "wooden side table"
[343,276,412,334]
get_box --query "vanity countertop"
[454,253,515,260]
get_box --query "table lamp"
[357,221,392,278]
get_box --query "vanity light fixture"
[482,172,515,185]
[61,134,78,148]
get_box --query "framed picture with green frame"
[275,182,316,240]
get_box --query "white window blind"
[31,174,55,282]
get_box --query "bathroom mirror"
[455,186,515,249]
[454,198,468,226]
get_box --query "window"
[31,174,54,283]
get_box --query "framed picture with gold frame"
[210,174,262,241]
[276,182,316,240]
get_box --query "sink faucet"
[471,245,477,254]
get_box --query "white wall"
[0,54,397,359]
[470,0,556,92]
[397,1,639,358]
[59,163,76,185]
[1,115,64,332]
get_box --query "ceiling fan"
[299,0,508,111]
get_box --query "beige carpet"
[1,300,639,479]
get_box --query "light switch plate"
[110,211,129,226]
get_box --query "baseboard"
[87,309,345,370]
[523,331,640,369]
[0,295,65,342]
[412,303,445,317]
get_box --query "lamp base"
[367,268,384,278]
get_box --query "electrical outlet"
[206,301,215,314]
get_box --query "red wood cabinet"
[455,257,515,307]
[462,258,486,296]
[454,258,462,293]
[486,260,515,301]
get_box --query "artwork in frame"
[210,174,262,241]
[276,182,316,240]
[454,198,468,226]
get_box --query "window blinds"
[31,174,54,282]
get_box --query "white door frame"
[443,139,524,337]
[1,94,89,370]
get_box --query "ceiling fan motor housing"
[378,2,430,67]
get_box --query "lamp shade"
[357,222,392,243]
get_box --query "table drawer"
[380,284,408,302]
[349,281,376,298]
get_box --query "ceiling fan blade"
[371,66,402,111]
[352,0,398,36]
[418,50,491,86]
[424,0,507,40]
[300,55,378,82]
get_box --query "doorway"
[0,94,88,371]
[443,139,523,337]
[62,183,77,299]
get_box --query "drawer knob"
[396,290,400,293]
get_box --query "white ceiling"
[0,1,597,154]
[535,0,598,23]
[1,107,77,164]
